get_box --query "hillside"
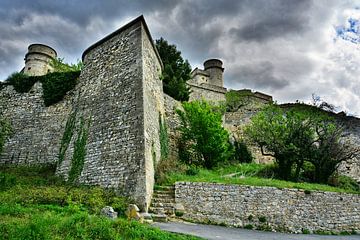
[0,164,200,240]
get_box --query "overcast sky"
[1,0,359,115]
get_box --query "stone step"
[152,193,175,199]
[151,202,174,208]
[153,191,175,196]
[151,199,175,204]
[149,207,175,215]
[151,213,168,222]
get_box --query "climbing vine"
[58,110,77,166]
[68,117,90,184]
[159,115,169,160]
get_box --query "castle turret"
[23,44,57,76]
[203,58,224,87]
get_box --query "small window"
[28,67,31,70]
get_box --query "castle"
[1,16,359,211]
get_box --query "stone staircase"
[149,185,175,221]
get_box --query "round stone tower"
[23,43,57,76]
[203,59,224,87]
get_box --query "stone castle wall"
[55,17,163,211]
[0,16,164,211]
[163,93,182,161]
[176,182,360,233]
[337,116,360,183]
[0,82,72,165]
[142,25,165,209]
[188,82,226,103]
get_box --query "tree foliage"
[176,100,234,169]
[50,58,83,72]
[245,103,360,183]
[155,38,191,101]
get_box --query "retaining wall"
[175,182,360,233]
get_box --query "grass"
[160,163,360,194]
[0,164,202,240]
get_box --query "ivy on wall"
[159,115,169,160]
[58,109,91,184]
[4,71,80,106]
[68,117,90,184]
[58,110,77,166]
[5,72,38,93]
[41,71,80,106]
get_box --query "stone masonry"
[0,16,163,211]
[56,16,164,211]
[0,82,72,165]
[176,182,360,233]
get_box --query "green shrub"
[328,175,360,192]
[5,72,38,93]
[302,228,311,234]
[244,224,253,229]
[177,100,234,169]
[0,173,16,191]
[186,165,200,176]
[258,216,266,223]
[233,139,253,163]
[155,157,185,185]
[41,71,80,106]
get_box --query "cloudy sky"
[1,0,360,115]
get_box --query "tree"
[245,104,312,180]
[244,103,359,182]
[308,120,360,183]
[176,100,234,169]
[155,38,191,101]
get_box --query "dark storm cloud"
[0,0,359,113]
[229,0,312,42]
[228,61,290,90]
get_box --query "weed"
[258,216,266,223]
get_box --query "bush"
[185,165,200,176]
[233,139,253,163]
[258,216,266,223]
[0,173,16,191]
[177,100,234,169]
[328,175,360,192]
[155,157,185,185]
[244,224,254,229]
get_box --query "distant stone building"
[21,43,57,76]
[188,59,227,102]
